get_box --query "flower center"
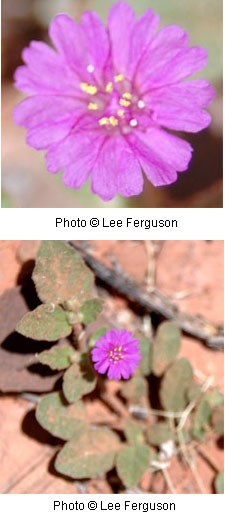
[80,68,146,134]
[108,345,124,363]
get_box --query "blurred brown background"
[1,0,223,208]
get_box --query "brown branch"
[70,242,223,351]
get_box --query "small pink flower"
[13,2,214,201]
[91,329,141,380]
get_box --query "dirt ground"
[0,240,223,494]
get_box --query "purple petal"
[46,130,104,173]
[128,9,160,77]
[108,365,121,380]
[147,80,214,132]
[91,136,143,201]
[107,1,135,75]
[15,42,79,95]
[141,46,208,90]
[81,11,110,77]
[128,129,192,186]
[13,95,82,128]
[49,14,87,75]
[26,120,73,149]
[150,25,189,50]
[94,358,109,374]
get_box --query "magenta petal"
[108,365,121,380]
[128,9,160,77]
[128,129,192,186]
[49,14,87,73]
[81,12,109,75]
[13,95,82,128]
[91,136,143,201]
[107,1,135,75]
[150,25,189,50]
[26,120,73,149]
[46,130,103,173]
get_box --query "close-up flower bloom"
[14,1,214,201]
[91,329,141,380]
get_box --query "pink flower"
[91,329,141,380]
[14,2,214,201]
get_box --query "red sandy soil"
[0,240,223,494]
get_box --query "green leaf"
[204,389,224,408]
[38,344,77,370]
[215,472,224,494]
[139,336,152,377]
[36,392,87,440]
[187,382,202,402]
[79,298,103,324]
[121,375,148,403]
[147,422,172,446]
[124,419,144,445]
[55,427,120,479]
[16,304,72,341]
[116,444,150,488]
[32,241,94,307]
[192,399,211,440]
[160,358,193,412]
[63,357,97,403]
[89,326,108,348]
[211,404,224,436]
[152,321,181,376]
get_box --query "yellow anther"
[99,117,109,126]
[122,92,132,100]
[80,82,98,95]
[114,73,125,82]
[117,109,125,117]
[109,116,118,127]
[106,82,113,93]
[119,98,131,107]
[88,102,98,111]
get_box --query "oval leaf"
[116,444,150,488]
[16,304,72,341]
[63,359,97,403]
[215,471,224,494]
[55,427,120,479]
[139,336,152,377]
[36,392,87,440]
[147,422,172,446]
[152,321,181,376]
[38,344,76,370]
[79,298,103,324]
[160,358,193,412]
[124,419,144,445]
[32,241,94,306]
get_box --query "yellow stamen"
[106,82,113,93]
[122,92,132,100]
[109,116,118,127]
[119,98,131,107]
[80,82,98,95]
[117,109,125,117]
[114,73,124,83]
[88,102,98,111]
[99,117,109,126]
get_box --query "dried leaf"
[152,321,181,376]
[36,392,87,440]
[160,358,193,412]
[79,298,103,324]
[32,241,94,308]
[63,358,97,403]
[116,444,150,488]
[16,304,72,341]
[55,427,120,479]
[38,345,76,370]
